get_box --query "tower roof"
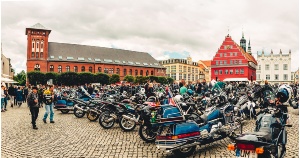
[25,23,51,35]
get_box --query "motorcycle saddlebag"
[156,105,184,123]
[156,121,200,149]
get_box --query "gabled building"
[198,60,211,82]
[25,23,166,81]
[211,34,257,81]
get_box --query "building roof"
[236,45,257,65]
[200,60,211,67]
[47,42,164,68]
[26,23,51,35]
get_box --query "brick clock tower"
[25,23,51,72]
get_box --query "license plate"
[236,149,257,158]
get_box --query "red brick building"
[211,34,257,81]
[26,23,166,80]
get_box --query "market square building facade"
[26,23,166,81]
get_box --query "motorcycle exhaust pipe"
[163,142,200,151]
[122,115,137,122]
[74,105,84,111]
[106,113,118,122]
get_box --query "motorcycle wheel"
[61,110,70,114]
[87,110,99,122]
[73,107,86,118]
[138,124,157,143]
[99,111,115,129]
[173,145,196,157]
[119,116,136,131]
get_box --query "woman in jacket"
[16,87,23,107]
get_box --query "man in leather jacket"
[27,86,39,130]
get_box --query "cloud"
[1,0,299,74]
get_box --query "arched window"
[140,70,143,76]
[74,66,78,72]
[32,39,35,48]
[41,40,44,49]
[66,65,70,72]
[129,69,132,75]
[58,65,62,73]
[151,71,154,76]
[98,67,102,72]
[146,70,149,76]
[109,68,114,74]
[116,68,120,75]
[81,66,85,72]
[50,65,54,72]
[34,64,40,71]
[89,66,93,72]
[40,52,43,58]
[104,68,108,73]
[135,70,138,76]
[36,52,39,58]
[123,69,127,76]
[31,52,35,58]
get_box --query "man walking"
[42,85,55,123]
[27,86,39,130]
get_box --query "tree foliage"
[123,75,135,83]
[109,74,120,84]
[94,73,110,85]
[13,70,26,86]
[27,71,45,85]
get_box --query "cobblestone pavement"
[1,104,299,158]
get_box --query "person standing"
[38,85,45,108]
[195,80,202,96]
[8,85,14,107]
[16,87,23,107]
[1,85,6,112]
[27,86,39,130]
[23,86,28,103]
[180,84,188,95]
[4,87,8,111]
[42,85,55,123]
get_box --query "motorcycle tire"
[87,110,100,122]
[61,109,70,114]
[73,107,86,118]
[99,111,115,129]
[173,145,196,157]
[119,115,136,132]
[138,124,157,143]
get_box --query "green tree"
[157,76,168,84]
[123,75,135,83]
[59,72,79,86]
[94,73,110,85]
[167,77,174,84]
[78,72,94,85]
[149,76,158,82]
[109,74,120,84]
[44,72,58,85]
[27,71,45,85]
[13,70,26,86]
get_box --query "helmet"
[276,84,292,103]
[187,89,194,96]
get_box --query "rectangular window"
[274,64,279,70]
[240,69,244,74]
[257,74,260,80]
[214,70,218,75]
[239,60,242,64]
[220,61,223,65]
[283,64,288,70]
[230,52,232,56]
[224,53,227,57]
[236,69,239,74]
[235,52,237,56]
[216,61,219,65]
[265,64,269,70]
[275,74,279,80]
[225,69,228,74]
[230,60,233,64]
[219,70,222,74]
[258,65,261,70]
[234,60,238,64]
[284,74,288,80]
[224,61,227,65]
[220,53,222,57]
[230,69,233,74]
[266,74,270,80]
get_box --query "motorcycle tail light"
[227,144,235,151]
[237,143,255,150]
[156,136,172,140]
[177,132,200,139]
[255,147,264,154]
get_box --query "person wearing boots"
[27,86,39,130]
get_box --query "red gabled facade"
[211,35,257,81]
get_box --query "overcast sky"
[1,0,299,74]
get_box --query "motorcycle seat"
[244,131,272,141]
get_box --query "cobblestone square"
[1,104,299,158]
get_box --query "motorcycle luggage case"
[156,105,184,123]
[156,121,200,148]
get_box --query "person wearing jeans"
[1,85,5,112]
[42,85,55,123]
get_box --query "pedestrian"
[13,85,17,106]
[1,85,6,112]
[180,84,188,95]
[27,86,39,130]
[195,80,202,96]
[42,85,55,123]
[8,85,14,107]
[179,79,185,88]
[4,87,8,111]
[38,85,45,108]
[16,87,23,107]
[23,86,28,103]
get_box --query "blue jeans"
[43,104,54,121]
[1,98,4,109]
